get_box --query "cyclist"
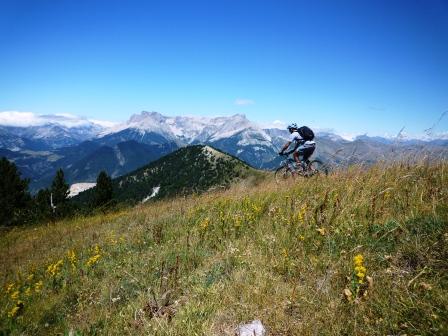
[278,123,316,171]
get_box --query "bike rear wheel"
[275,165,294,184]
[307,159,329,177]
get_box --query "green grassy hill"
[1,162,447,335]
[75,144,261,205]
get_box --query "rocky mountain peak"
[128,111,166,124]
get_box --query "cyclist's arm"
[279,141,291,154]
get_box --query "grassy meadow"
[1,161,447,335]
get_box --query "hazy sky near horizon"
[1,0,447,136]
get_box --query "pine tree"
[0,157,31,226]
[50,168,70,216]
[94,171,113,207]
[33,188,52,221]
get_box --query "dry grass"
[1,161,447,335]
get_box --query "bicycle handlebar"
[279,150,295,156]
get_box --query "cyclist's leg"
[304,146,315,163]
[298,145,316,168]
[293,150,301,166]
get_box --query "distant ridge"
[74,145,260,204]
[1,111,447,192]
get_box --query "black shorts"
[297,144,315,162]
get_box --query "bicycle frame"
[275,152,327,184]
[282,157,296,171]
[279,152,302,173]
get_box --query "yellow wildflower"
[345,253,369,301]
[8,306,19,318]
[85,245,102,267]
[282,248,288,258]
[7,300,23,318]
[27,274,34,282]
[67,250,77,269]
[108,231,118,244]
[296,205,307,224]
[353,254,364,266]
[234,215,242,228]
[5,283,14,294]
[10,290,19,300]
[252,204,262,215]
[200,217,210,230]
[316,227,326,236]
[353,254,367,285]
[93,245,100,255]
[34,280,43,293]
[8,306,20,318]
[86,254,101,267]
[298,235,305,241]
[355,265,366,273]
[47,259,64,277]
[25,287,32,297]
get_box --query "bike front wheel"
[307,159,329,177]
[275,165,294,184]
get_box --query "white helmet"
[287,123,298,131]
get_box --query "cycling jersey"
[289,131,316,148]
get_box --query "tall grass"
[1,161,447,335]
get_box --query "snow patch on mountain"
[103,111,272,145]
[236,129,272,146]
[103,111,175,141]
[114,146,126,166]
[166,115,211,140]
[68,183,96,198]
[205,114,254,141]
[142,186,160,203]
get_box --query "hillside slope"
[1,162,447,335]
[75,145,259,204]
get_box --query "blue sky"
[1,0,447,136]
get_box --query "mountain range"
[1,111,447,193]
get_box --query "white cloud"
[0,111,42,127]
[272,120,285,128]
[88,119,119,128]
[0,111,115,129]
[338,132,361,141]
[234,98,255,106]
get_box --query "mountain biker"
[278,123,316,171]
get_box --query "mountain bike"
[274,152,328,184]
